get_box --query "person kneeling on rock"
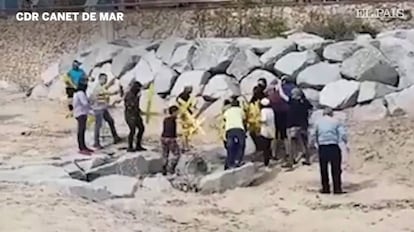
[223,98,246,170]
[161,105,181,175]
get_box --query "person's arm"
[79,92,90,108]
[310,124,319,149]
[337,122,348,145]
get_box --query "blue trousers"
[225,128,245,169]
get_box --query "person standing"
[258,98,275,167]
[161,105,181,175]
[250,78,267,103]
[176,86,196,151]
[223,98,246,170]
[89,73,122,149]
[124,81,146,152]
[72,81,93,155]
[279,83,313,169]
[63,60,87,114]
[312,107,347,194]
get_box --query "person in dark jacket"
[250,78,267,103]
[124,81,146,152]
[161,105,181,175]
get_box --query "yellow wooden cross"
[145,83,156,124]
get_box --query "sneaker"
[135,146,147,151]
[85,148,94,153]
[319,189,330,194]
[333,190,346,195]
[79,150,92,155]
[302,161,311,166]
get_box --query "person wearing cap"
[89,73,122,149]
[258,98,275,167]
[64,60,87,114]
[279,81,313,169]
[124,81,147,152]
[311,107,347,194]
[223,98,246,169]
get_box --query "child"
[161,105,181,175]
[72,81,93,155]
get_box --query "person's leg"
[331,145,343,194]
[160,137,170,175]
[225,130,237,169]
[77,115,88,151]
[125,116,136,152]
[319,145,330,193]
[263,137,272,167]
[284,128,295,168]
[235,129,246,166]
[135,115,146,151]
[93,110,104,147]
[103,109,121,143]
[168,138,181,174]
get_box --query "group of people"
[221,76,348,194]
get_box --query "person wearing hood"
[258,98,275,167]
[279,82,313,169]
[124,81,146,152]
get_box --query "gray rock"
[357,81,397,103]
[86,152,163,181]
[0,165,69,183]
[175,155,208,177]
[41,62,59,85]
[202,74,240,100]
[41,178,112,201]
[340,47,399,86]
[377,37,414,89]
[47,78,66,100]
[91,175,139,198]
[227,49,261,81]
[274,50,320,78]
[169,43,195,73]
[377,29,414,45]
[296,62,341,89]
[240,69,278,95]
[81,42,123,74]
[287,32,330,51]
[198,162,256,194]
[30,84,49,99]
[355,34,374,44]
[384,86,414,116]
[319,80,360,109]
[323,41,362,62]
[259,38,296,68]
[156,37,188,64]
[234,37,294,55]
[352,99,388,121]
[191,39,238,72]
[302,88,320,107]
[111,47,143,78]
[119,53,154,89]
[141,174,173,193]
[170,70,211,96]
[58,53,76,74]
[153,64,178,94]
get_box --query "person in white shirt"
[258,98,275,167]
[72,81,93,155]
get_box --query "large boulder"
[319,80,360,109]
[384,86,414,116]
[357,81,397,103]
[47,78,66,101]
[227,49,261,81]
[296,62,341,89]
[302,88,320,107]
[119,52,158,89]
[41,62,59,85]
[287,32,330,51]
[86,152,164,181]
[259,38,297,67]
[153,64,178,94]
[81,42,123,74]
[377,37,414,89]
[141,174,174,193]
[30,84,49,99]
[198,162,256,194]
[274,50,320,78]
[240,69,278,95]
[169,43,195,73]
[191,39,239,72]
[0,165,69,183]
[91,175,139,198]
[40,178,113,202]
[234,37,295,55]
[202,74,240,100]
[323,41,362,62]
[156,37,188,64]
[111,47,143,78]
[351,99,388,121]
[170,70,211,96]
[340,47,399,86]
[377,29,414,45]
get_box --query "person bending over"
[161,105,181,175]
[124,81,146,152]
[72,81,93,155]
[312,107,347,194]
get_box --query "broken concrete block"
[91,175,139,198]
